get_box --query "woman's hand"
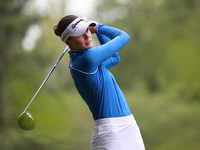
[88,20,98,34]
[89,26,96,34]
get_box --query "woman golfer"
[53,15,145,150]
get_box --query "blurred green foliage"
[0,0,199,149]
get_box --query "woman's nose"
[84,31,90,39]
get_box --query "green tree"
[0,0,40,149]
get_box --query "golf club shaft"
[22,46,69,113]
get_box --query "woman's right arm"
[96,31,121,69]
[87,24,130,70]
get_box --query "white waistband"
[94,115,135,126]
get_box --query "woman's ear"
[65,40,73,50]
[65,40,70,46]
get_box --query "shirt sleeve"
[96,30,121,69]
[85,24,130,72]
[96,31,110,45]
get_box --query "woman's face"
[66,28,93,51]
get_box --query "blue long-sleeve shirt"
[68,24,131,120]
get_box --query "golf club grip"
[23,46,69,113]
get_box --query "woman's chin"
[86,43,93,49]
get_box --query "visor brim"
[70,21,90,37]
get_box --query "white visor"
[60,17,92,42]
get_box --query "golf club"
[18,46,69,130]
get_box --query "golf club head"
[18,111,35,130]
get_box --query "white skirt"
[90,115,145,150]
